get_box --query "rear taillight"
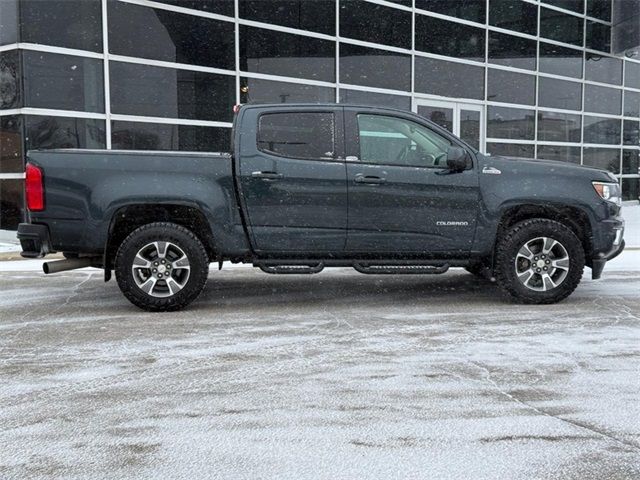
[25,163,44,211]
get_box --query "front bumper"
[17,223,52,258]
[591,221,625,279]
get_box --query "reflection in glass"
[625,61,640,89]
[417,106,454,133]
[240,26,335,83]
[488,31,536,70]
[24,115,106,150]
[240,0,335,35]
[153,0,234,17]
[460,110,480,150]
[0,0,18,46]
[487,106,535,140]
[340,90,411,111]
[110,62,235,122]
[416,0,486,23]
[340,0,411,49]
[20,0,102,52]
[487,142,534,158]
[585,54,622,85]
[487,69,536,106]
[625,91,640,118]
[0,179,23,230]
[537,111,582,142]
[23,51,104,113]
[0,116,22,174]
[544,0,584,14]
[241,77,335,104]
[538,77,582,111]
[583,116,621,144]
[340,43,411,91]
[108,2,235,70]
[623,120,640,146]
[539,43,583,79]
[587,0,611,21]
[258,113,334,160]
[622,178,639,201]
[415,57,484,100]
[584,84,622,115]
[415,15,485,62]
[623,150,639,174]
[583,147,620,173]
[112,121,230,152]
[0,51,20,109]
[489,0,537,36]
[540,7,583,47]
[537,145,582,164]
[586,21,611,53]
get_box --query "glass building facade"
[0,0,639,229]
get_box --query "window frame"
[255,110,339,162]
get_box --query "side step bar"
[257,262,325,274]
[353,263,449,275]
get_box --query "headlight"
[592,181,622,206]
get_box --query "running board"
[257,262,325,274]
[353,263,449,275]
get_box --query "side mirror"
[446,147,469,172]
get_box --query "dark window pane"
[585,54,623,85]
[0,116,22,174]
[543,0,584,13]
[587,0,611,21]
[487,142,535,158]
[110,62,235,122]
[625,61,640,89]
[623,120,640,145]
[539,42,583,79]
[153,0,234,17]
[415,57,484,100]
[415,15,485,61]
[240,77,335,104]
[538,77,582,111]
[537,111,582,142]
[584,84,622,115]
[460,109,481,150]
[339,89,411,111]
[583,147,620,173]
[586,20,611,52]
[623,149,639,174]
[487,69,536,105]
[0,51,21,109]
[0,179,23,230]
[489,0,537,36]
[240,25,335,82]
[625,91,640,118]
[622,177,639,201]
[537,145,582,163]
[583,116,621,144]
[108,2,235,70]
[540,7,584,47]
[258,112,335,160]
[416,0,486,23]
[488,31,536,70]
[24,115,106,150]
[23,51,104,112]
[240,0,335,35]
[340,43,411,91]
[487,106,535,140]
[0,0,18,45]
[386,0,412,7]
[112,121,230,152]
[418,105,454,132]
[21,0,102,52]
[340,0,411,49]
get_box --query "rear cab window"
[257,112,335,160]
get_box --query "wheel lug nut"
[154,262,158,266]
[537,268,541,272]
[152,268,157,272]
[543,267,548,271]
[546,260,550,264]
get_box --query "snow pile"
[623,203,640,248]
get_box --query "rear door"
[237,106,347,253]
[344,108,480,254]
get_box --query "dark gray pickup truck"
[18,104,625,311]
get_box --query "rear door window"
[257,112,335,160]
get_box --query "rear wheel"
[495,219,584,304]
[115,222,209,311]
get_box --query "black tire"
[114,222,209,311]
[494,218,585,304]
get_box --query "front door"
[344,108,480,255]
[414,99,484,152]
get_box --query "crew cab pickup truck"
[18,104,625,311]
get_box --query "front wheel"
[494,219,585,304]
[115,222,209,311]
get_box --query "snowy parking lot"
[1,251,639,479]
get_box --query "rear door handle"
[252,171,283,180]
[354,175,386,185]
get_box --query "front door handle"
[252,171,283,180]
[354,175,386,185]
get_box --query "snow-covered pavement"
[1,255,639,479]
